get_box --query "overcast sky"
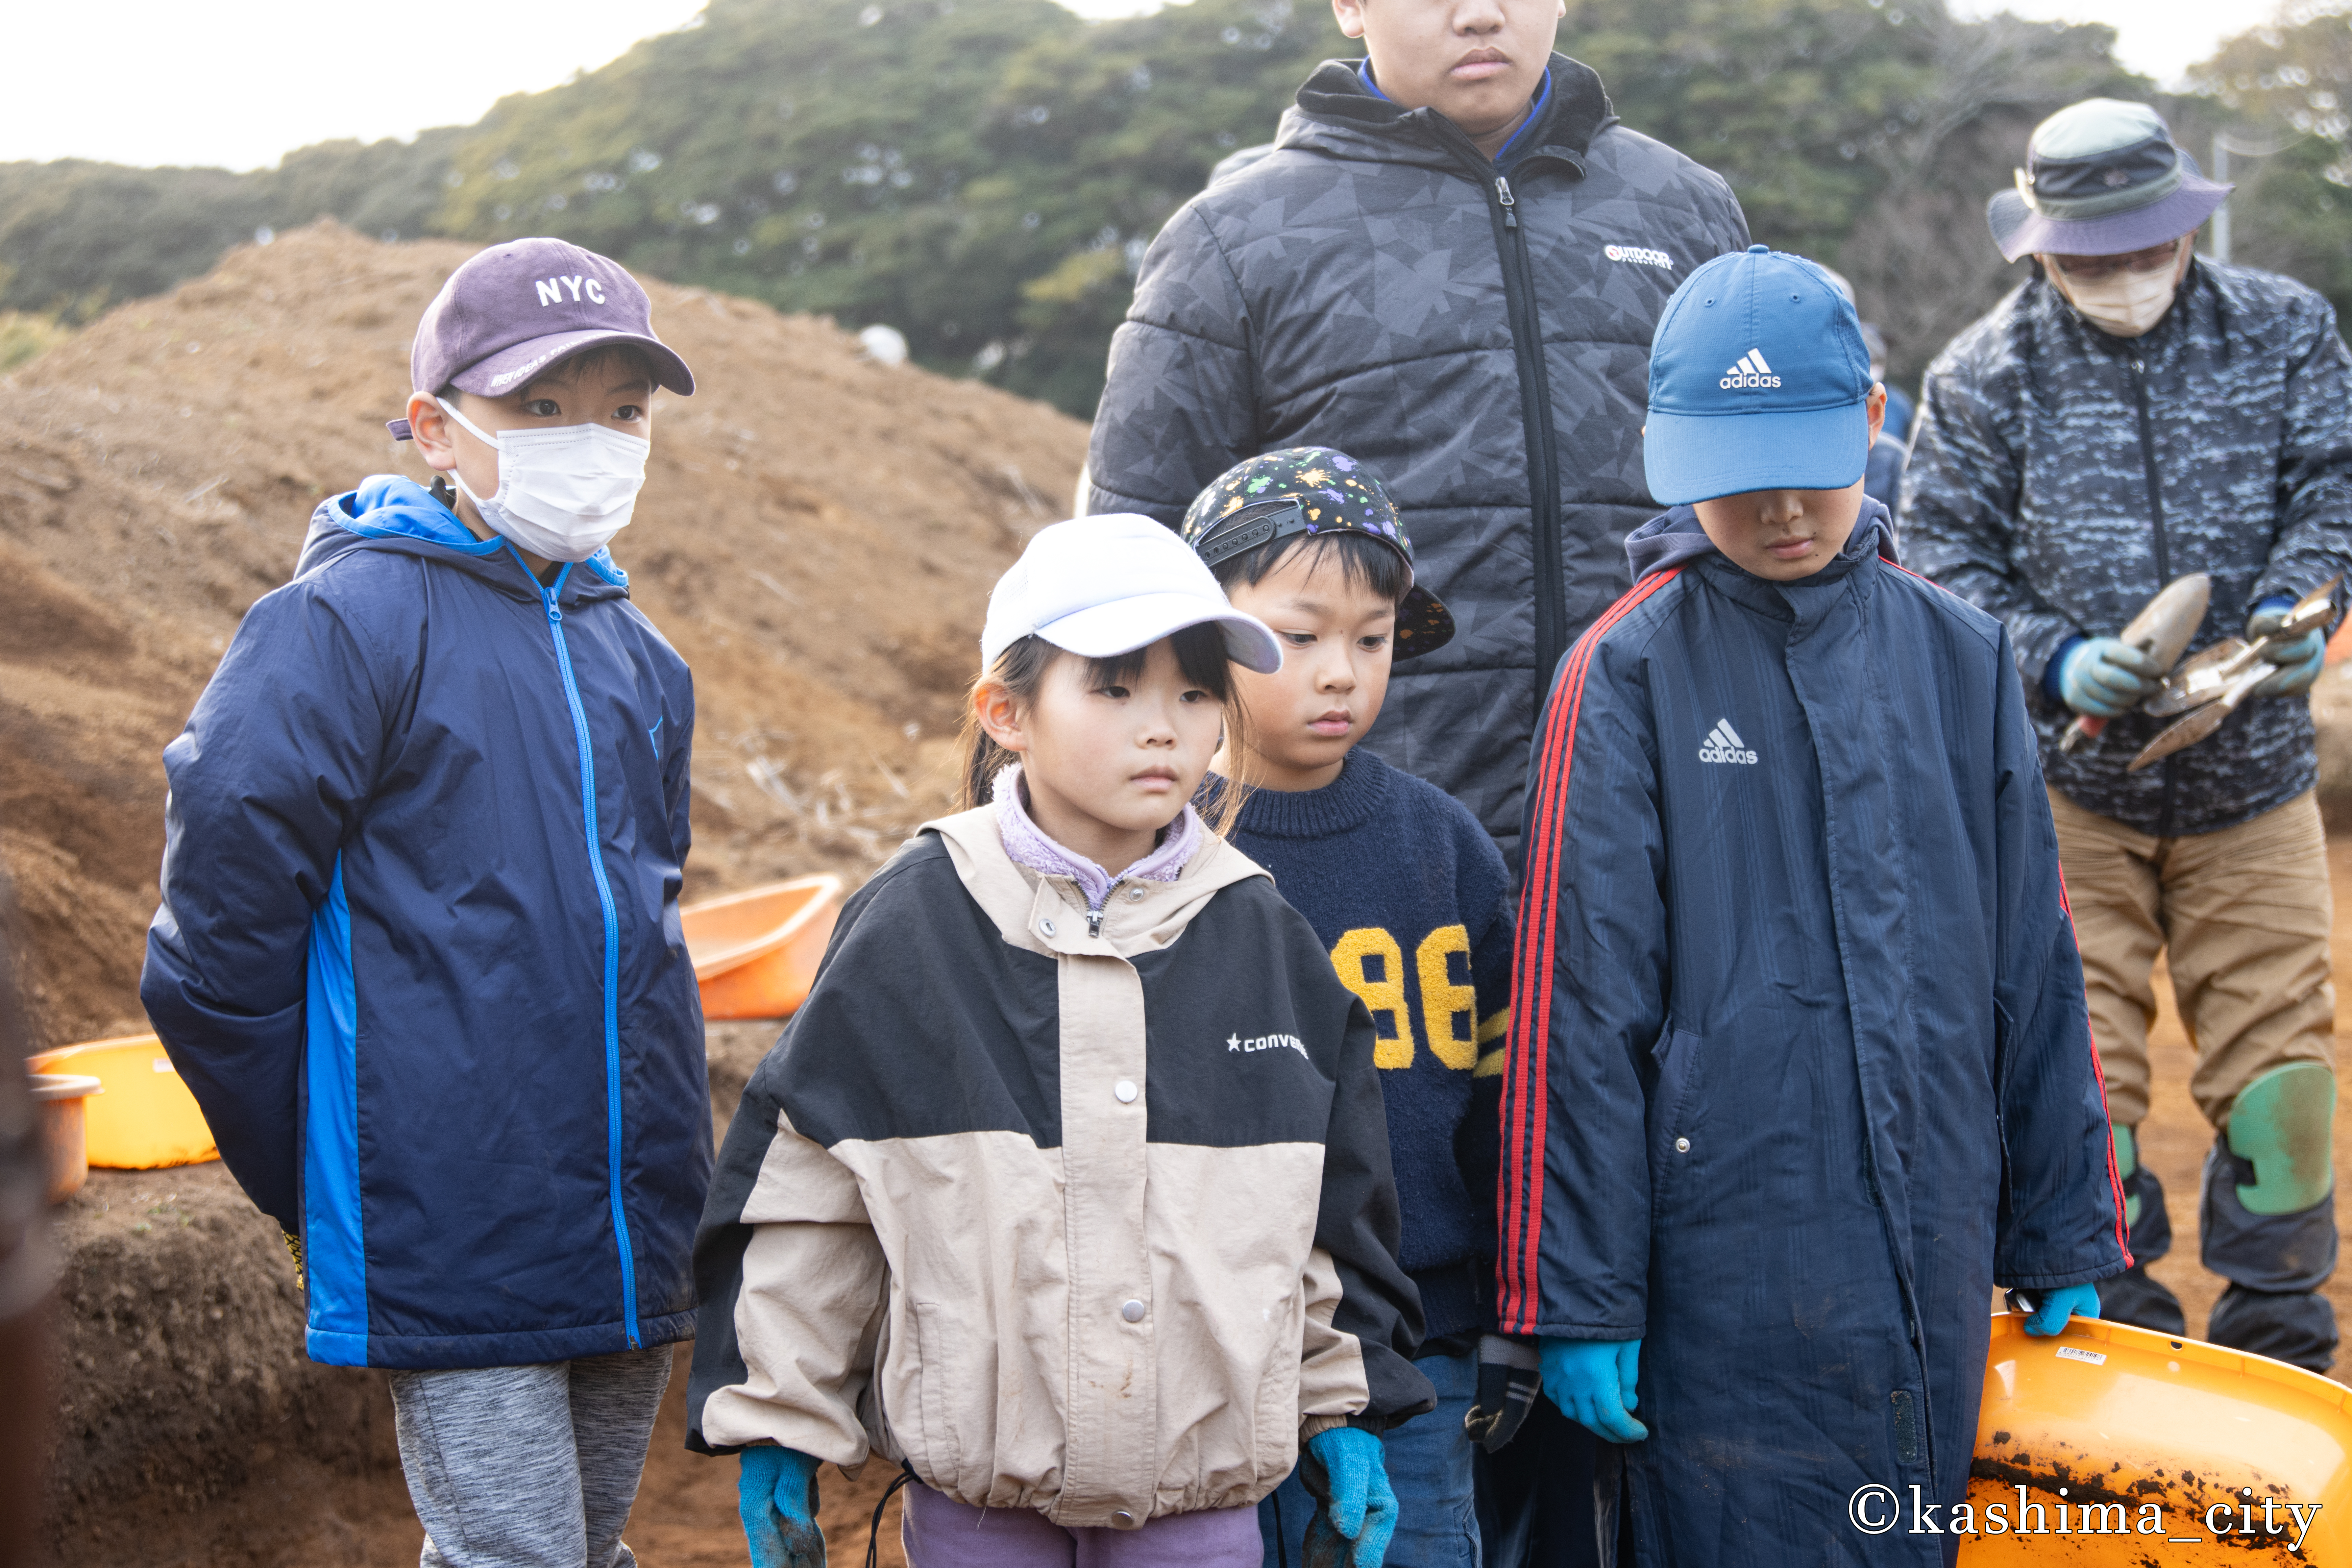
[1944,0,2245,87]
[0,0,2251,174]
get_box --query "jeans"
[1258,1351,1478,1568]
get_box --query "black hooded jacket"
[1087,56,1749,868]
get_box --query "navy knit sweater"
[1227,749,1514,1345]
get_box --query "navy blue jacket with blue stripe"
[140,475,709,1370]
[1499,503,2128,1559]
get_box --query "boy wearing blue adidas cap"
[1495,245,2129,1559]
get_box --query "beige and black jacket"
[686,806,1432,1526]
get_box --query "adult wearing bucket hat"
[1905,98,2352,1372]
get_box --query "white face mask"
[436,397,649,562]
[2047,247,2183,339]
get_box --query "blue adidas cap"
[1642,244,1875,506]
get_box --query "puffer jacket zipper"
[1496,171,1571,691]
[1484,169,1569,694]
[1419,110,1572,702]
[521,547,643,1349]
[2127,352,2180,836]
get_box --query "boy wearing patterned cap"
[1184,450,1521,1568]
[143,237,705,1568]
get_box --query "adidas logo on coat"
[1699,719,1759,765]
[1719,350,1781,391]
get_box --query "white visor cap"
[981,514,1284,675]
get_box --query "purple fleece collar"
[992,764,1201,912]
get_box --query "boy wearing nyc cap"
[1177,451,1523,1568]
[1494,247,2128,1558]
[142,237,707,1568]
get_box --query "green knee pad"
[2227,1063,2337,1216]
[2113,1123,2141,1228]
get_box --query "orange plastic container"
[28,1073,101,1202]
[24,1035,218,1170]
[681,875,844,1021]
[1955,1312,2352,1562]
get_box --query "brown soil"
[0,219,1084,1049]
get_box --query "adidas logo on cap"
[1719,350,1781,391]
[1698,718,1759,765]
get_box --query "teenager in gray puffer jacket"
[1088,53,1748,871]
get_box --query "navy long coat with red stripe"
[1498,505,2128,1565]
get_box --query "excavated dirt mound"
[0,219,1084,1049]
[1,222,1079,1560]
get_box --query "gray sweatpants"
[387,1346,671,1568]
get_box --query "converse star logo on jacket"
[1699,720,1759,765]
[1229,1031,1309,1058]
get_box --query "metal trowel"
[2127,574,2342,772]
[2057,573,2211,754]
[2143,637,2249,717]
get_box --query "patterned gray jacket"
[1902,261,2352,837]
[1087,56,1749,869]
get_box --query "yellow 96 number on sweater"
[1331,924,1478,1070]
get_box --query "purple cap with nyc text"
[390,237,693,438]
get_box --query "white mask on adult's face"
[2048,246,2184,339]
[436,397,649,562]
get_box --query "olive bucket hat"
[1987,98,2232,263]
[1179,447,1454,658]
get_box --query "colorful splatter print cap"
[1179,447,1454,659]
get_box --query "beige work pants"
[2048,787,2335,1131]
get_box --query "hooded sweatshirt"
[141,475,708,1369]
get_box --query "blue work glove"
[2055,636,2164,718]
[2250,598,2327,697]
[1540,1337,1648,1444]
[738,1446,825,1568]
[2022,1283,2102,1338]
[1299,1425,1399,1568]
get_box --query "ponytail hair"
[958,624,1252,836]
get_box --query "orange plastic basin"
[28,1073,101,1202]
[24,1035,218,1170]
[681,875,844,1021]
[1953,1313,2351,1562]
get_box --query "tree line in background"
[0,0,2343,416]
